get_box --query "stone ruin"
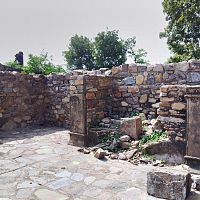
[1,60,200,199]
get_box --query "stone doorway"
[185,86,200,168]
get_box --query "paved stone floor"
[0,127,199,200]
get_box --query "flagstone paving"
[0,127,199,200]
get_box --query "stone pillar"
[69,75,88,146]
[185,86,200,168]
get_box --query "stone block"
[118,86,127,92]
[122,77,135,85]
[111,66,122,75]
[136,75,144,85]
[147,169,191,200]
[172,103,186,111]
[120,116,142,139]
[121,101,129,107]
[128,86,139,93]
[128,64,137,73]
[139,94,148,103]
[187,72,200,83]
[153,64,163,72]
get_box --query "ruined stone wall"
[44,74,71,128]
[0,72,71,131]
[110,60,200,119]
[85,75,113,125]
[158,85,187,141]
[0,72,46,130]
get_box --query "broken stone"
[120,142,131,149]
[101,118,111,124]
[110,154,118,159]
[125,149,138,159]
[119,135,130,142]
[122,77,135,85]
[147,169,191,200]
[136,75,144,85]
[171,102,186,110]
[121,101,129,107]
[131,141,139,148]
[94,148,106,159]
[191,174,200,191]
[118,153,127,160]
[139,94,148,103]
[120,117,142,139]
[151,118,164,132]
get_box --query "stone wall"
[158,85,187,141]
[0,72,71,131]
[45,74,71,127]
[85,75,113,125]
[1,59,200,138]
[110,60,200,119]
[0,72,46,130]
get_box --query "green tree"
[125,37,149,64]
[6,52,65,75]
[160,0,200,63]
[63,34,95,70]
[27,53,65,75]
[94,30,127,68]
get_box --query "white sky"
[0,0,171,65]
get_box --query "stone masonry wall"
[0,72,71,131]
[45,74,71,128]
[158,85,187,141]
[1,59,200,134]
[110,60,200,119]
[0,72,46,130]
[85,75,113,125]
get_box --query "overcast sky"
[0,0,171,65]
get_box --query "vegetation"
[64,29,149,70]
[139,131,167,146]
[94,30,127,68]
[160,0,200,63]
[63,35,95,70]
[6,52,65,75]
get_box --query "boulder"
[147,169,191,200]
[120,116,142,139]
[119,135,130,142]
[94,148,106,159]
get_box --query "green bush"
[139,131,167,146]
[6,52,65,75]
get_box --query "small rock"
[125,149,138,159]
[110,154,118,159]
[101,118,111,124]
[77,148,90,154]
[94,148,106,160]
[0,139,3,145]
[140,157,151,164]
[131,141,139,148]
[119,135,130,142]
[191,174,200,191]
[152,160,162,166]
[120,142,131,149]
[118,153,127,160]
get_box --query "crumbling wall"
[0,72,71,131]
[0,72,46,130]
[45,74,71,128]
[158,85,187,141]
[85,75,113,125]
[110,60,200,119]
